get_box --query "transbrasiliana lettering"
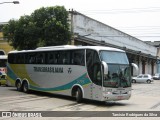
[33,67,63,73]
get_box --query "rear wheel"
[75,88,83,103]
[22,81,29,93]
[16,81,22,91]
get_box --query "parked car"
[152,73,160,80]
[132,74,153,83]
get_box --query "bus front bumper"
[102,91,131,101]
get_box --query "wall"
[70,12,158,75]
[72,12,157,57]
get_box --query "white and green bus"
[7,45,138,102]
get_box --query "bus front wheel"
[75,88,83,103]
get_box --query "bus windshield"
[100,51,131,88]
[100,51,129,64]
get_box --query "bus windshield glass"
[100,51,129,64]
[100,51,131,88]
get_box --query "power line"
[82,7,160,14]
[86,34,160,38]
[113,26,160,37]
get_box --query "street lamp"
[0,1,19,4]
[13,1,19,4]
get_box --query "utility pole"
[69,9,77,45]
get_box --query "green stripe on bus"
[30,73,91,92]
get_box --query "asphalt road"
[0,80,160,120]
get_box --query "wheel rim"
[76,90,79,100]
[23,83,28,92]
[132,80,136,83]
[147,80,151,83]
[75,88,82,102]
[17,82,21,90]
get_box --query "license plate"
[117,96,124,100]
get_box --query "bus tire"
[16,81,22,91]
[75,88,83,103]
[22,81,29,93]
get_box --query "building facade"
[69,11,158,76]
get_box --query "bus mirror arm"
[102,61,108,75]
[131,63,139,75]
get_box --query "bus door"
[86,49,103,101]
[91,62,103,100]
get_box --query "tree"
[3,19,18,47]
[3,16,40,50]
[0,25,4,32]
[32,6,70,46]
[3,6,71,50]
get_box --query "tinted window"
[35,53,45,64]
[8,54,14,64]
[137,75,143,78]
[8,53,25,64]
[27,53,36,64]
[47,52,58,64]
[8,49,85,65]
[57,51,70,64]
[18,54,25,64]
[143,75,148,78]
[86,49,102,86]
[71,50,85,66]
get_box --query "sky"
[1,0,160,41]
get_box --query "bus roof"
[8,45,125,54]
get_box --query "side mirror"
[131,63,139,75]
[102,61,108,75]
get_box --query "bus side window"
[57,51,70,64]
[74,54,81,65]
[72,50,85,66]
[47,52,58,64]
[63,51,70,64]
[48,53,54,64]
[8,54,15,64]
[54,52,59,64]
[28,53,36,64]
[57,52,63,64]
[36,53,45,64]
[17,54,25,64]
[13,54,17,64]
